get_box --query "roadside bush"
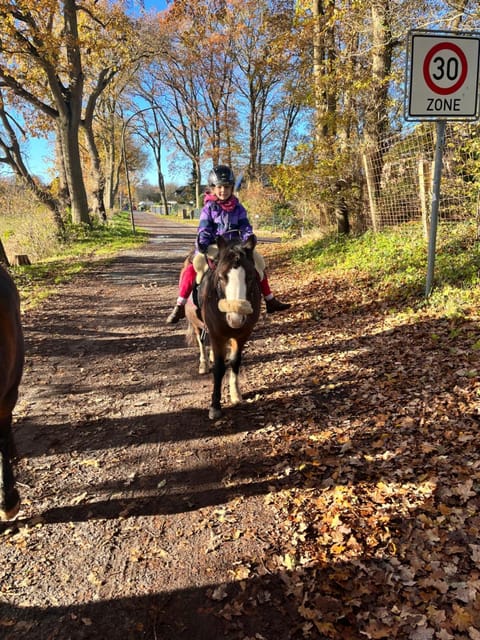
[270,203,302,235]
[240,180,281,229]
[0,182,62,262]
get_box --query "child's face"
[214,184,233,201]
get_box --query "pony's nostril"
[227,313,245,329]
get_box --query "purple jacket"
[196,195,253,253]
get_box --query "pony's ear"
[243,234,257,251]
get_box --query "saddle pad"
[192,245,265,284]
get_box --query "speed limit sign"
[406,30,480,120]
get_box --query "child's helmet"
[208,165,235,187]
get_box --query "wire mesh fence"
[362,122,480,236]
[139,122,480,240]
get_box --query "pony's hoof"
[199,364,209,375]
[0,487,20,521]
[230,387,243,404]
[209,406,222,420]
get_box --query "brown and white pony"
[0,264,24,520]
[186,235,261,419]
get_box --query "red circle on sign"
[423,42,468,95]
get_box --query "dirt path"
[3,214,480,640]
[0,214,293,640]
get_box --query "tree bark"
[58,0,91,225]
[57,113,90,225]
[312,0,337,146]
[364,0,394,198]
[82,121,107,222]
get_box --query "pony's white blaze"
[225,265,247,299]
[225,265,247,328]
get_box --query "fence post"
[362,154,379,232]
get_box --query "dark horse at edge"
[185,235,261,419]
[0,264,24,520]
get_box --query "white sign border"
[405,29,480,122]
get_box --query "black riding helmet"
[208,165,235,187]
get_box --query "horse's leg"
[209,344,227,420]
[195,327,209,375]
[0,415,20,520]
[0,267,24,520]
[228,339,242,405]
[185,301,209,375]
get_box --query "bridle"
[211,246,250,303]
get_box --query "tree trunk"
[157,169,169,214]
[151,139,169,214]
[55,133,71,218]
[58,118,91,225]
[335,196,350,235]
[55,0,91,226]
[82,123,107,222]
[103,115,117,211]
[105,153,115,211]
[312,0,337,146]
[364,0,393,198]
[193,158,202,209]
[278,103,300,164]
[54,0,91,226]
[248,77,257,180]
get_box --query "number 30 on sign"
[406,30,480,121]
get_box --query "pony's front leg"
[209,354,226,420]
[228,347,242,405]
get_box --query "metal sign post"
[425,120,445,297]
[405,30,480,297]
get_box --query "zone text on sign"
[426,98,461,111]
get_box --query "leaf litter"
[1,217,480,639]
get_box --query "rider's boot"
[166,304,186,324]
[266,297,291,313]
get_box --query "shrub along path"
[1,213,479,640]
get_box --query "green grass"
[291,220,480,315]
[12,210,480,320]
[12,212,147,311]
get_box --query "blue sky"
[144,0,168,11]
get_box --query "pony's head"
[215,236,257,329]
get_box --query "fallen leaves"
[3,238,480,640]
[237,252,480,638]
